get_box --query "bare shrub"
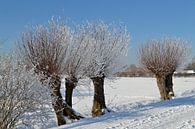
[138,37,189,100]
[0,54,51,129]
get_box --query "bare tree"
[138,37,189,100]
[0,54,51,129]
[62,27,91,108]
[18,20,83,126]
[81,21,130,117]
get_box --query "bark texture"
[49,75,66,126]
[91,76,109,117]
[156,74,174,100]
[65,81,74,107]
[165,73,174,99]
[49,75,83,126]
[65,77,77,107]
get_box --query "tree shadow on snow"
[142,94,195,109]
[57,94,195,129]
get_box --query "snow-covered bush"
[0,54,51,129]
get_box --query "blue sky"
[0,0,194,64]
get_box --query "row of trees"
[17,20,130,126]
[0,19,189,128]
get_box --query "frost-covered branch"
[17,19,84,126]
[138,37,190,100]
[0,54,51,129]
[18,19,71,76]
[138,37,189,76]
[79,21,130,78]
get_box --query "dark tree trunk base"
[63,77,85,120]
[156,73,175,100]
[52,101,66,126]
[49,75,66,126]
[49,75,83,126]
[91,76,109,117]
[65,79,75,107]
[156,76,169,100]
[92,100,111,117]
[165,73,174,99]
[63,105,84,120]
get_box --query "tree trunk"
[65,77,77,107]
[49,75,83,126]
[49,75,66,126]
[156,75,170,100]
[165,72,174,99]
[91,76,110,117]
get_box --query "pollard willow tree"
[81,22,130,117]
[138,38,189,100]
[62,25,94,108]
[18,20,83,126]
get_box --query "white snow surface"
[51,77,195,129]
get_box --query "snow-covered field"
[51,77,195,129]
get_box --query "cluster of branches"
[139,38,188,76]
[77,22,129,116]
[77,22,128,77]
[18,20,84,126]
[138,37,189,100]
[0,54,51,129]
[17,19,130,126]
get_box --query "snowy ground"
[51,77,195,129]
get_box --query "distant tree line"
[117,64,154,77]
[185,57,195,71]
[118,63,195,77]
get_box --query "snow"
[175,70,195,74]
[51,77,195,129]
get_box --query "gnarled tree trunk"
[156,74,175,100]
[49,75,66,126]
[49,75,83,126]
[156,75,170,100]
[91,76,110,117]
[65,83,74,108]
[64,77,77,108]
[165,72,174,99]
